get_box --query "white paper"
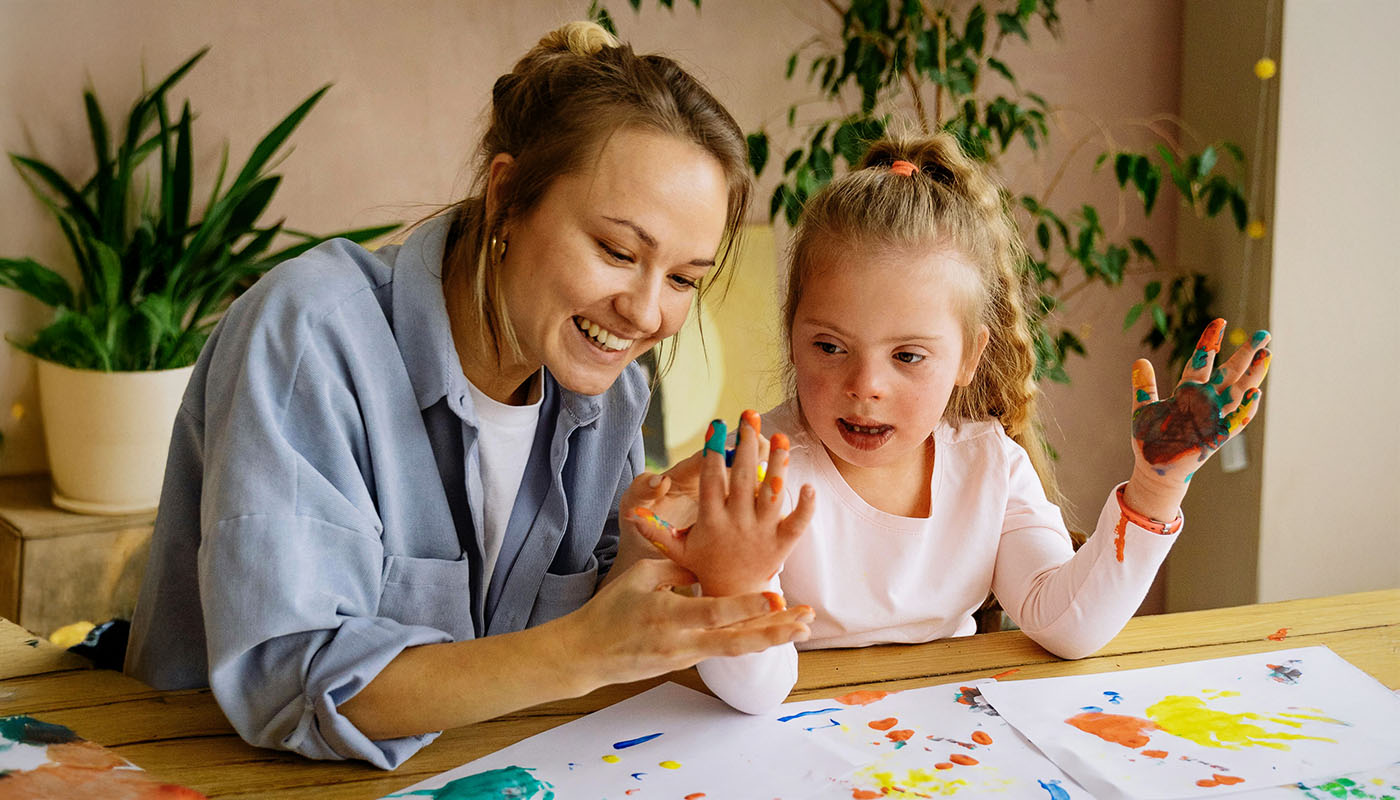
[764,680,1093,798]
[979,646,1400,800]
[380,682,860,799]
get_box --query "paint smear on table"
[0,715,209,799]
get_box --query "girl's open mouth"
[837,418,894,451]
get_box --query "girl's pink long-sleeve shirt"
[698,401,1179,714]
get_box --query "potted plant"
[0,48,396,514]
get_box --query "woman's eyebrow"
[603,215,716,267]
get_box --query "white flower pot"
[36,359,194,515]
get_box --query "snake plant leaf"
[83,90,117,241]
[0,258,76,309]
[89,239,123,311]
[9,154,99,234]
[229,85,329,194]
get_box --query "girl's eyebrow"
[802,317,943,344]
[602,216,715,267]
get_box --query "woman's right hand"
[562,557,812,690]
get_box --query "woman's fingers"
[696,605,814,656]
[1178,318,1226,387]
[1131,359,1158,415]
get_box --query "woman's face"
[497,127,730,397]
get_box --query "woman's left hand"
[1125,318,1271,518]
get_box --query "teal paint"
[0,716,78,746]
[388,766,554,799]
[1191,348,1210,370]
[704,420,726,455]
[1252,329,1270,346]
[1135,389,1151,403]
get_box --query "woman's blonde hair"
[443,21,751,365]
[783,132,1058,497]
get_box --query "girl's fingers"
[1179,318,1226,387]
[1222,387,1262,441]
[1131,359,1159,414]
[1220,347,1271,415]
[776,484,817,547]
[699,418,728,510]
[629,507,688,559]
[758,431,792,512]
[1209,329,1271,399]
[728,410,762,512]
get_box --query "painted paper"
[979,647,1400,800]
[379,682,859,799]
[0,715,207,799]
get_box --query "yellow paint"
[1146,695,1339,750]
[1247,220,1268,239]
[659,761,682,770]
[1204,690,1241,699]
[1254,57,1277,80]
[1277,712,1347,725]
[853,765,970,797]
[602,755,621,763]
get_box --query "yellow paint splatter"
[1203,690,1241,700]
[659,760,681,770]
[852,765,971,797]
[602,755,620,763]
[1147,695,1340,750]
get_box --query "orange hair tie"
[889,160,917,177]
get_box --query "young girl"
[629,133,1272,713]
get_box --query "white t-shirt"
[465,377,543,589]
[697,400,1180,714]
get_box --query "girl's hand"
[630,411,816,597]
[566,557,814,688]
[1125,318,1271,519]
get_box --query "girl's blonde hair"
[443,21,751,365]
[783,132,1058,497]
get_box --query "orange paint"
[762,591,786,612]
[970,731,993,745]
[770,475,784,499]
[868,718,898,731]
[742,409,761,435]
[685,795,707,799]
[934,762,954,770]
[626,790,641,796]
[990,668,1020,680]
[1142,749,1169,758]
[948,753,979,766]
[1066,711,1161,749]
[1114,514,1128,562]
[1267,627,1289,641]
[851,791,882,799]
[886,730,914,742]
[1197,774,1246,787]
[771,432,790,451]
[835,690,889,706]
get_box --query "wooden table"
[2,589,1396,798]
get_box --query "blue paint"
[612,732,664,750]
[1080,705,1103,713]
[778,708,841,722]
[804,718,841,732]
[1104,691,1122,704]
[1039,778,1071,800]
[630,772,646,781]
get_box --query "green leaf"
[1229,190,1248,230]
[9,154,99,233]
[1114,153,1133,187]
[1093,152,1108,171]
[783,149,803,174]
[1152,303,1168,334]
[1144,280,1161,301]
[1221,141,1246,162]
[786,52,798,79]
[0,258,76,308]
[89,238,123,311]
[746,131,769,177]
[229,85,329,193]
[964,4,987,55]
[1129,237,1157,263]
[1196,145,1217,178]
[986,57,1015,84]
[1123,303,1144,330]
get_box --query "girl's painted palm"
[1130,318,1271,484]
[631,412,816,597]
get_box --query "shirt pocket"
[526,554,600,627]
[379,554,476,640]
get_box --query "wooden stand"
[0,474,155,636]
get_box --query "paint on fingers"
[1132,361,1154,405]
[1189,319,1226,370]
[762,591,786,612]
[1225,388,1261,437]
[1133,384,1229,464]
[705,419,727,456]
[1248,348,1271,382]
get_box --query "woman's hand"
[1125,318,1272,520]
[564,557,813,689]
[630,410,816,597]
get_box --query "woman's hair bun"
[536,20,620,57]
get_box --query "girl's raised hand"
[630,410,816,597]
[1125,318,1271,518]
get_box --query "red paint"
[851,791,882,799]
[834,690,889,706]
[1066,711,1160,748]
[886,730,914,742]
[949,753,979,766]
[1142,749,1168,758]
[1267,627,1289,641]
[970,731,993,745]
[934,762,954,770]
[1197,774,1246,787]
[868,718,898,731]
[990,668,1020,680]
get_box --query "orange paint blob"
[1142,749,1169,758]
[835,690,890,706]
[1114,514,1128,562]
[1066,711,1161,748]
[886,729,914,742]
[868,718,898,731]
[971,731,993,745]
[851,791,882,799]
[742,409,761,435]
[771,432,790,451]
[769,476,784,498]
[934,762,954,770]
[990,668,1021,680]
[1267,627,1289,641]
[1197,774,1246,787]
[949,753,979,766]
[685,795,707,799]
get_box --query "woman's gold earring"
[489,233,509,264]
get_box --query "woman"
[125,22,812,769]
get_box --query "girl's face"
[496,127,729,397]
[791,243,988,477]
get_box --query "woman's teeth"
[574,316,632,351]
